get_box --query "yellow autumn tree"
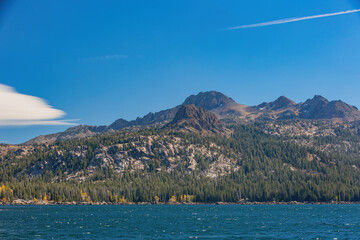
[180,194,195,203]
[81,190,91,202]
[0,185,13,202]
[43,193,48,202]
[0,185,5,202]
[119,197,126,203]
[169,195,177,203]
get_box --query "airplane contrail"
[226,8,360,30]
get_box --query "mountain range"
[2,91,360,203]
[26,91,360,144]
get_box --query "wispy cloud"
[0,84,77,126]
[0,119,78,126]
[84,54,128,61]
[226,8,360,30]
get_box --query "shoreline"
[1,200,360,206]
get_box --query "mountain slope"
[4,118,360,203]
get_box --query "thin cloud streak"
[84,54,128,61]
[0,119,79,126]
[227,8,360,30]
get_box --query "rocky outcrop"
[167,105,228,135]
[18,134,240,180]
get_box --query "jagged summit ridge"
[25,91,360,144]
[299,95,329,119]
[299,95,360,121]
[109,91,250,130]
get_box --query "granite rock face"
[167,105,228,135]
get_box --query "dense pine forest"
[2,120,360,204]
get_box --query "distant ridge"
[25,125,108,145]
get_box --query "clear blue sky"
[1,0,360,144]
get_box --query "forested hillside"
[2,119,360,204]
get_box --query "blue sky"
[1,0,360,144]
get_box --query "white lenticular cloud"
[226,8,360,30]
[0,83,75,126]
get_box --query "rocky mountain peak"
[255,96,296,111]
[300,95,330,119]
[108,118,131,130]
[274,96,296,107]
[168,104,227,135]
[307,95,329,104]
[299,95,360,120]
[182,91,235,111]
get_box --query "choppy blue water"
[0,204,359,239]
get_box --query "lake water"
[0,204,359,239]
